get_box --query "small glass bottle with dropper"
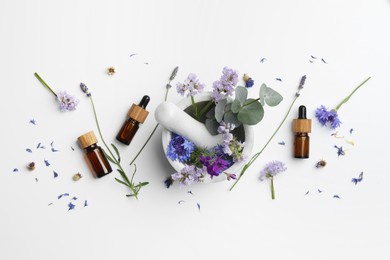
[116,95,150,145]
[78,131,112,178]
[293,105,312,158]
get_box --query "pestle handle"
[155,101,222,148]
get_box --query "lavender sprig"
[230,75,306,191]
[80,83,147,198]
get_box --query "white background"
[1,0,389,259]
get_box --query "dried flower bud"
[106,67,116,75]
[315,160,327,168]
[169,66,179,81]
[27,162,35,170]
[72,173,82,181]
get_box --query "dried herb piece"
[260,58,266,63]
[67,202,76,211]
[27,162,36,170]
[278,141,285,145]
[84,200,88,207]
[106,67,116,75]
[178,200,185,204]
[44,159,50,166]
[26,148,32,153]
[305,191,309,195]
[58,193,70,199]
[72,173,82,181]
[351,172,363,185]
[318,189,323,193]
[333,195,341,199]
[53,171,58,178]
[197,203,201,211]
[29,119,37,125]
[315,159,327,168]
[275,78,282,82]
[13,168,19,172]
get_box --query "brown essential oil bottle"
[293,105,312,159]
[78,131,112,178]
[116,95,150,145]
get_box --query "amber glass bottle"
[116,95,150,145]
[78,131,112,178]
[293,105,312,158]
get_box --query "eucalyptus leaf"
[215,99,227,122]
[259,84,283,107]
[235,86,248,105]
[238,99,264,125]
[205,118,220,135]
[224,111,242,127]
[205,107,215,119]
[231,100,242,113]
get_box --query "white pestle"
[155,101,222,148]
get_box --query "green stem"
[271,177,275,200]
[242,97,261,108]
[129,123,159,165]
[334,77,371,111]
[197,100,214,119]
[229,93,300,191]
[34,72,57,97]
[191,96,199,119]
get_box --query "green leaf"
[259,84,283,107]
[115,177,131,188]
[137,182,149,187]
[111,143,121,163]
[102,149,116,164]
[235,86,248,105]
[117,169,131,185]
[231,100,242,113]
[224,111,242,127]
[238,99,264,125]
[205,118,220,135]
[215,99,227,122]
[205,107,215,119]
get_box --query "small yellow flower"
[27,162,35,170]
[106,67,116,75]
[72,173,82,181]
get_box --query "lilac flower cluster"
[176,73,205,97]
[212,67,239,102]
[171,165,205,187]
[259,160,286,181]
[218,122,245,162]
[57,91,80,112]
[167,133,195,162]
[315,105,341,129]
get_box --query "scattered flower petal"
[13,168,19,172]
[72,197,78,200]
[334,145,345,157]
[164,177,173,188]
[71,146,75,151]
[351,172,363,185]
[243,74,254,88]
[67,202,76,211]
[275,78,282,82]
[278,141,285,145]
[260,58,267,63]
[58,193,70,199]
[187,191,194,195]
[36,142,45,149]
[129,53,137,58]
[35,178,38,182]
[331,131,344,138]
[318,189,323,193]
[304,191,309,195]
[106,66,116,75]
[26,148,32,153]
[345,139,355,146]
[53,171,58,178]
[84,200,88,207]
[50,142,59,152]
[197,203,201,211]
[48,203,53,206]
[321,58,328,64]
[44,159,50,166]
[311,55,318,59]
[350,128,354,134]
[29,119,37,125]
[178,200,185,204]
[315,159,327,168]
[333,195,341,199]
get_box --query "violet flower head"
[315,105,342,129]
[171,165,205,187]
[57,91,79,112]
[200,155,231,178]
[167,133,195,162]
[212,67,238,102]
[176,73,205,97]
[260,160,287,181]
[80,82,91,97]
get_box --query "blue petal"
[68,202,76,211]
[53,171,58,178]
[44,159,50,166]
[13,168,19,172]
[29,119,37,125]
[333,195,341,199]
[84,200,88,207]
[197,203,201,211]
[26,148,32,153]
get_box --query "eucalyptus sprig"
[80,83,147,198]
[230,75,306,191]
[205,84,283,134]
[129,66,179,165]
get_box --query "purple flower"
[57,91,79,111]
[80,82,91,97]
[212,67,238,102]
[225,172,237,181]
[171,165,205,187]
[67,202,76,211]
[176,73,205,97]
[200,155,231,177]
[260,160,286,181]
[315,105,342,129]
[167,133,195,162]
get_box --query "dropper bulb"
[298,105,307,119]
[139,95,150,108]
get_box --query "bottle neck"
[85,143,98,151]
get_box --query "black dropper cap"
[298,105,307,119]
[138,95,150,109]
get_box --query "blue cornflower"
[243,74,254,88]
[167,133,195,162]
[260,160,287,200]
[315,105,342,129]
